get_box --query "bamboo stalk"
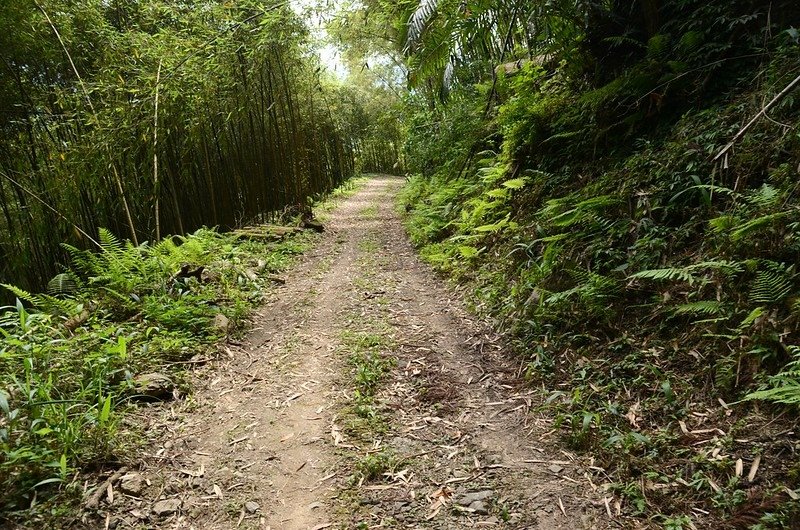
[153,59,163,241]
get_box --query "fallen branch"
[714,72,800,163]
[84,466,128,510]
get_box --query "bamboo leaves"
[0,0,358,297]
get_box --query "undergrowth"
[0,185,356,524]
[400,34,800,528]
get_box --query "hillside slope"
[400,22,800,530]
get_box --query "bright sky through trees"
[291,0,347,77]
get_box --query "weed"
[354,450,398,483]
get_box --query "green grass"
[354,449,399,483]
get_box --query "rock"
[132,373,175,400]
[213,313,230,333]
[152,498,181,516]
[200,268,220,283]
[119,473,145,496]
[302,220,324,233]
[548,464,565,474]
[245,501,260,514]
[266,274,286,284]
[456,490,494,506]
[469,500,489,515]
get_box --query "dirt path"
[102,176,607,529]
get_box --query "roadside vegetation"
[331,0,800,526]
[0,223,317,525]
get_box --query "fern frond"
[745,346,800,405]
[630,267,695,284]
[749,261,794,304]
[1,284,79,315]
[61,243,100,276]
[544,286,581,304]
[36,294,82,316]
[98,228,124,253]
[47,273,79,296]
[631,260,745,286]
[1,284,37,306]
[745,183,781,209]
[746,381,800,405]
[731,211,792,241]
[686,260,745,276]
[671,300,726,316]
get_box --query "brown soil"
[97,176,610,529]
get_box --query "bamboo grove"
[0,0,399,295]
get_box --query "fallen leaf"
[331,424,344,445]
[748,454,761,483]
[603,497,612,518]
[625,401,641,428]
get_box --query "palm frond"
[406,0,440,53]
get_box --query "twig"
[714,72,800,162]
[85,467,128,510]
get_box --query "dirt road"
[103,176,605,529]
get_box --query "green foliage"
[749,261,795,305]
[0,0,363,300]
[630,261,745,287]
[0,220,318,521]
[398,14,800,523]
[746,347,800,405]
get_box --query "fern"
[630,260,745,286]
[749,261,794,304]
[2,284,37,306]
[502,177,528,190]
[746,347,800,405]
[731,211,792,241]
[745,183,781,209]
[98,227,124,253]
[630,267,695,284]
[545,271,620,310]
[62,243,101,277]
[671,300,726,316]
[2,283,81,316]
[546,194,620,228]
[47,273,79,296]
